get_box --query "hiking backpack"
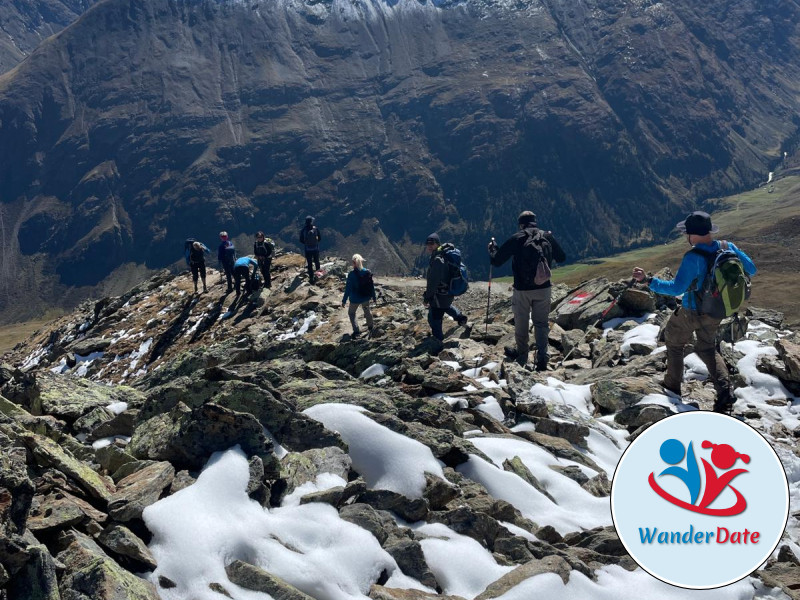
[299,226,319,246]
[254,239,274,259]
[691,241,751,318]
[356,269,375,298]
[520,229,552,286]
[184,238,196,267]
[441,245,469,296]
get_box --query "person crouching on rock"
[424,233,467,342]
[188,241,210,294]
[233,256,259,297]
[342,253,376,339]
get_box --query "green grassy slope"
[552,173,800,327]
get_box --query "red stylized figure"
[697,441,749,513]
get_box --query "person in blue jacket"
[233,256,259,296]
[632,211,756,412]
[341,254,376,338]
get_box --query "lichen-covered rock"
[26,493,87,533]
[590,377,664,413]
[19,430,115,504]
[281,447,352,495]
[474,555,571,599]
[57,531,160,600]
[225,560,315,600]
[128,403,278,473]
[97,524,157,570]
[30,373,144,422]
[108,461,175,522]
[369,586,466,600]
[5,543,60,600]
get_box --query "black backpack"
[519,229,552,286]
[356,269,375,297]
[299,226,319,246]
[254,239,274,259]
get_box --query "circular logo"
[611,412,789,589]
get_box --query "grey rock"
[591,377,664,413]
[582,472,612,498]
[57,531,160,600]
[384,538,439,590]
[5,544,60,600]
[95,445,137,477]
[338,503,397,545]
[368,587,466,600]
[225,560,315,600]
[67,337,112,357]
[108,461,175,522]
[614,404,673,430]
[475,556,572,599]
[357,490,429,523]
[97,524,158,570]
[281,447,352,496]
[26,493,86,533]
[549,465,588,486]
[504,457,556,504]
[533,417,589,447]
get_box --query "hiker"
[423,233,467,341]
[341,253,376,338]
[188,241,210,294]
[253,231,275,289]
[488,211,566,370]
[299,216,322,284]
[233,255,259,296]
[217,231,236,293]
[632,211,756,413]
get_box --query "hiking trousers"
[221,261,234,291]
[190,262,206,284]
[257,257,272,287]
[512,287,551,363]
[348,301,374,334]
[233,266,251,295]
[305,250,320,280]
[428,303,462,341]
[663,307,729,397]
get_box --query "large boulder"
[591,377,664,413]
[57,531,160,600]
[107,461,175,522]
[29,373,145,423]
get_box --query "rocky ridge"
[2,0,800,322]
[1,253,799,599]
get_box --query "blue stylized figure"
[658,439,701,505]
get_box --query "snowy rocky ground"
[1,253,799,600]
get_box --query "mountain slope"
[1,0,799,323]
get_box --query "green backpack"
[692,241,751,318]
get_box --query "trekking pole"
[558,278,636,367]
[474,239,496,377]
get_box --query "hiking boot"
[504,346,520,359]
[535,360,548,373]
[193,285,198,294]
[202,286,208,293]
[352,330,361,339]
[457,315,468,327]
[713,388,735,414]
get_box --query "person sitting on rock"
[188,241,210,294]
[233,256,259,296]
[253,231,275,289]
[632,211,756,412]
[424,233,467,342]
[489,211,566,370]
[342,254,376,339]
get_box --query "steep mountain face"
[1,0,799,322]
[0,0,97,74]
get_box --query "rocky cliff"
[1,0,799,322]
[1,254,799,598]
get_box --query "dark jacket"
[490,226,566,290]
[189,244,209,265]
[218,240,236,265]
[300,225,321,251]
[342,268,376,305]
[254,239,274,260]
[424,246,454,308]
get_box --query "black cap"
[425,232,440,245]
[306,215,314,224]
[676,211,719,235]
[518,211,537,225]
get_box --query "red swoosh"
[648,472,747,516]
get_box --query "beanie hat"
[306,216,314,224]
[676,211,719,235]
[425,232,440,245]
[518,211,537,225]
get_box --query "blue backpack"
[184,238,196,267]
[442,245,469,296]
